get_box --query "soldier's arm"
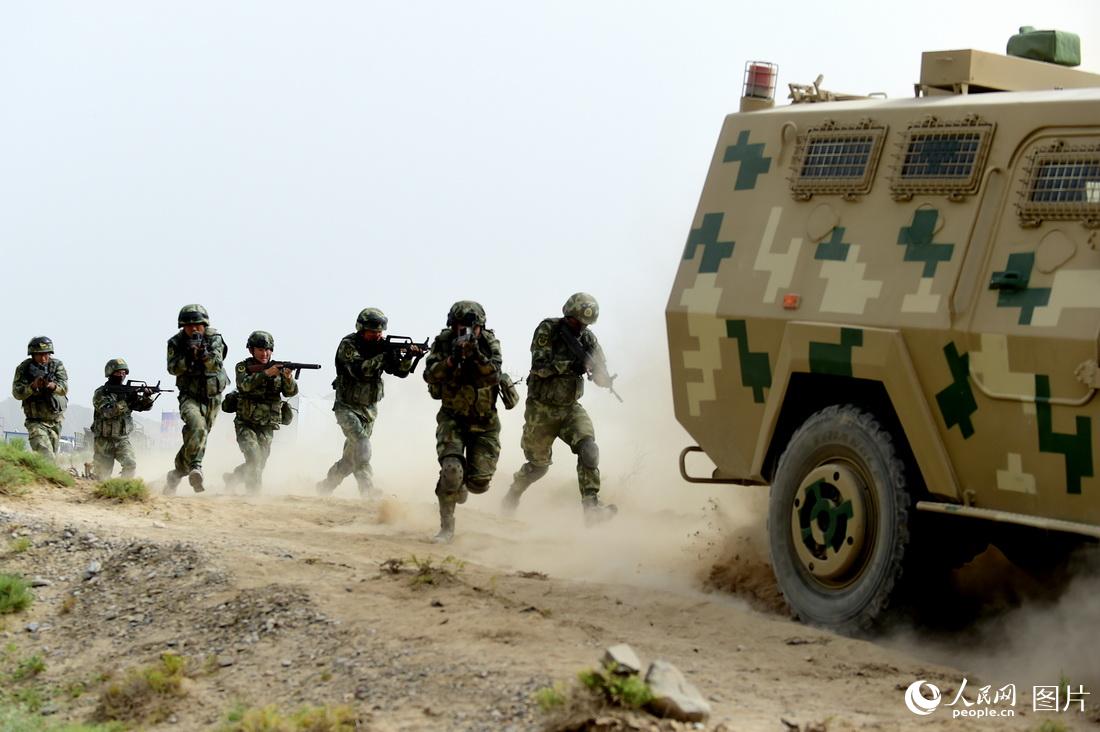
[93,389,128,419]
[12,365,33,401]
[166,337,189,376]
[466,334,501,387]
[423,334,452,385]
[235,362,270,393]
[381,348,415,379]
[529,321,575,378]
[337,339,386,380]
[281,372,299,398]
[201,334,228,374]
[50,362,68,396]
[584,332,612,385]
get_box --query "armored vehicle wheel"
[768,405,910,632]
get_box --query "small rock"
[153,521,166,529]
[281,659,292,667]
[430,599,444,608]
[25,622,39,633]
[217,657,234,668]
[644,659,711,723]
[83,561,101,580]
[602,643,642,675]
[40,703,59,716]
[29,577,51,587]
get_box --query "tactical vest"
[526,319,589,407]
[169,330,230,401]
[235,359,287,427]
[333,334,384,408]
[433,330,500,419]
[16,359,67,421]
[91,386,133,438]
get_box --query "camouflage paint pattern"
[666,85,1100,530]
[434,410,501,490]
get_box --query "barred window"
[1018,144,1100,225]
[790,123,885,200]
[890,118,993,200]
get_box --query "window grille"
[1018,143,1100,226]
[789,122,885,200]
[890,117,993,200]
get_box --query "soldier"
[317,308,420,498]
[11,336,68,460]
[224,331,298,494]
[423,300,503,543]
[91,358,155,479]
[165,304,230,494]
[502,292,617,525]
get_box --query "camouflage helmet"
[356,307,388,332]
[27,336,54,355]
[177,303,210,327]
[246,330,275,350]
[562,292,599,325]
[104,358,129,377]
[447,300,486,327]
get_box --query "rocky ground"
[0,479,1097,731]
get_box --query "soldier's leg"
[45,421,61,457]
[561,403,616,524]
[502,401,559,515]
[116,437,137,480]
[25,421,55,460]
[433,412,469,543]
[92,436,116,480]
[465,414,501,496]
[252,428,274,493]
[320,405,374,495]
[234,422,263,493]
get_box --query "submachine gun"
[557,323,623,403]
[103,380,174,404]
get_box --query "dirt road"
[1,477,1095,731]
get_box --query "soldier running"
[91,358,155,479]
[11,336,68,460]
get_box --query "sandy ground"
[3,466,1098,732]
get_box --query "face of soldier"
[564,316,586,333]
[31,353,51,365]
[250,347,272,364]
[183,324,206,337]
[109,369,128,384]
[361,330,383,342]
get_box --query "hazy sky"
[3,1,1099,413]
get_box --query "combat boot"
[433,499,456,544]
[582,495,617,527]
[188,467,205,493]
[357,478,382,502]
[164,469,182,496]
[500,483,526,517]
[316,479,335,496]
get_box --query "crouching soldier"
[224,331,297,494]
[91,358,155,479]
[165,304,229,494]
[318,308,419,498]
[11,336,68,460]
[423,301,503,543]
[502,292,617,525]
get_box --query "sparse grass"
[0,574,33,614]
[221,703,361,731]
[7,537,32,554]
[535,682,568,711]
[93,652,190,724]
[535,661,656,726]
[1033,721,1069,732]
[578,663,654,709]
[92,478,149,502]
[408,554,465,587]
[11,654,46,681]
[0,440,74,492]
[0,701,125,730]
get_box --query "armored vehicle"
[666,33,1100,631]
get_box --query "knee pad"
[466,477,491,494]
[576,438,599,470]
[437,456,465,494]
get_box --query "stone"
[644,660,711,723]
[29,577,51,587]
[25,622,39,633]
[83,560,101,580]
[601,643,642,675]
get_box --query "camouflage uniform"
[91,359,154,479]
[11,339,68,459]
[226,353,298,494]
[423,301,503,542]
[166,305,230,492]
[319,308,416,497]
[505,293,617,522]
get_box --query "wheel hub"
[791,463,867,582]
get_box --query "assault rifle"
[381,335,429,371]
[27,362,53,392]
[103,380,174,404]
[245,361,322,378]
[557,323,623,403]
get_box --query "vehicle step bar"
[678,446,766,486]
[917,501,1100,540]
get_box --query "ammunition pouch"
[221,391,239,414]
[280,401,294,426]
[499,374,520,410]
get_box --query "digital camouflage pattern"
[166,328,229,474]
[320,331,416,495]
[11,357,68,458]
[91,381,154,479]
[227,358,299,492]
[665,48,1100,625]
[512,318,606,498]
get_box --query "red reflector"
[783,293,801,310]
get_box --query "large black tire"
[768,404,911,633]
